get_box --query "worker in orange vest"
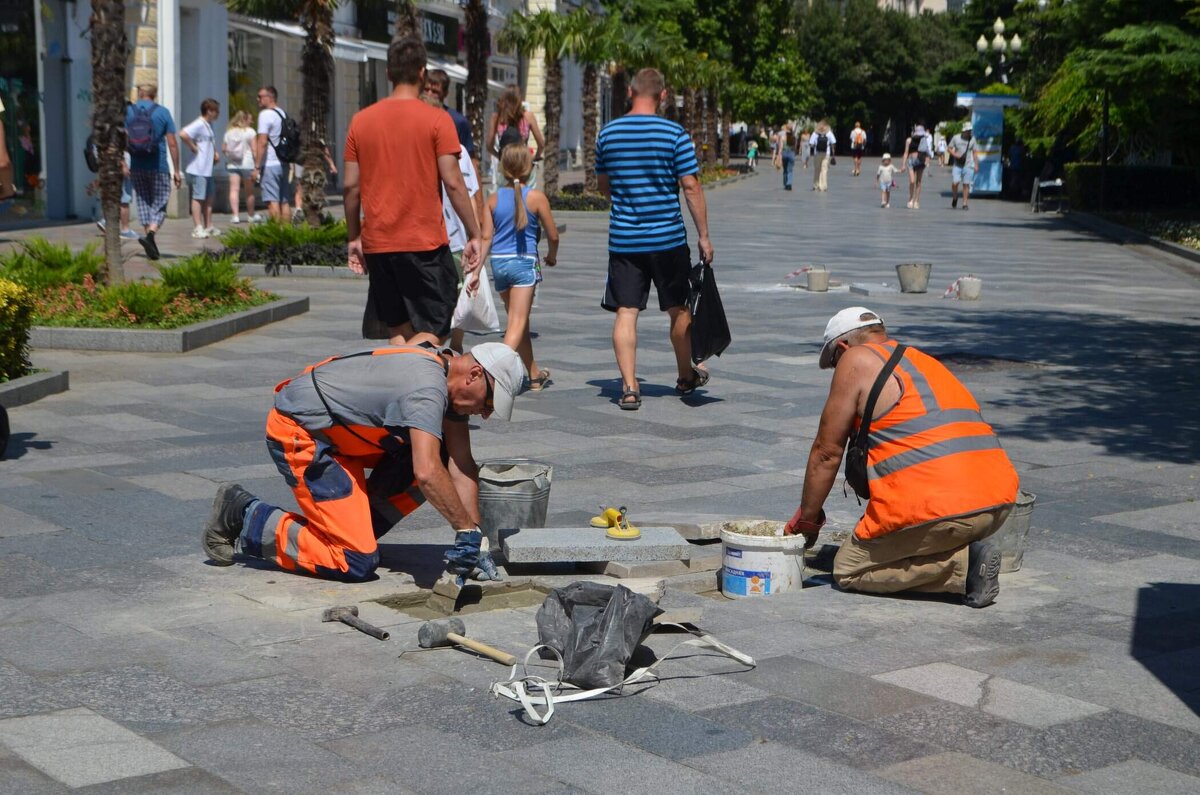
[785,308,1019,607]
[202,342,526,583]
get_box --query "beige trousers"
[813,153,830,190]
[833,506,1012,595]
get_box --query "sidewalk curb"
[1062,211,1200,273]
[29,296,309,353]
[0,370,69,409]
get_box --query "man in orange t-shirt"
[343,36,482,346]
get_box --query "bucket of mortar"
[989,491,1036,573]
[719,520,805,598]
[478,459,553,545]
[806,267,829,292]
[958,275,982,300]
[895,262,933,293]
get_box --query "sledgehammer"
[417,618,517,666]
[322,605,390,641]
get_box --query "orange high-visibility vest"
[273,346,449,456]
[853,341,1018,539]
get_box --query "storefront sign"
[421,12,458,56]
[359,8,458,56]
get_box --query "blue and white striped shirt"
[595,115,699,254]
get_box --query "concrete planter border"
[238,263,359,280]
[29,296,309,353]
[1064,212,1200,273]
[0,370,69,409]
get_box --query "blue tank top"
[492,186,540,256]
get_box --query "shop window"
[229,30,272,118]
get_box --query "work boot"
[202,483,255,566]
[964,541,1002,608]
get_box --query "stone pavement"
[1,160,1198,793]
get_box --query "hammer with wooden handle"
[417,618,517,666]
[322,605,390,641]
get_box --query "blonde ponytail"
[513,178,528,231]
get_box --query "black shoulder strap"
[852,343,908,454]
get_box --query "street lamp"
[978,17,1020,84]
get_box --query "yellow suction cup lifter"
[605,506,641,540]
[590,506,622,528]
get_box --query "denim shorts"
[952,165,975,185]
[120,178,132,205]
[491,255,539,292]
[188,174,213,201]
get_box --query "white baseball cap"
[819,307,885,369]
[470,343,526,420]
[962,122,973,133]
[881,152,892,161]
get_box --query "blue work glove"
[444,530,503,585]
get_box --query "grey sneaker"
[964,541,1002,608]
[202,483,255,565]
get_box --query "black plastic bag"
[687,262,731,365]
[535,582,663,690]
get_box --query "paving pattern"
[1,159,1198,792]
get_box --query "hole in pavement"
[375,582,552,619]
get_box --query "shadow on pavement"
[379,542,447,588]
[0,431,54,460]
[905,309,1200,464]
[1133,582,1200,716]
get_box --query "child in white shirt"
[877,153,898,208]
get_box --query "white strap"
[490,625,755,725]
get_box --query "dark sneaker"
[202,483,254,565]
[964,541,1001,608]
[951,196,958,209]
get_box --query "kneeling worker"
[202,343,526,583]
[785,308,1019,607]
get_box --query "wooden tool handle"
[447,632,517,666]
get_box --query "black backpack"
[84,134,101,173]
[498,123,524,151]
[126,104,158,156]
[271,109,302,164]
[815,133,829,153]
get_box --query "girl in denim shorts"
[480,145,560,390]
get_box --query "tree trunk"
[464,0,488,164]
[663,87,677,123]
[705,88,718,166]
[721,101,731,168]
[90,0,127,284]
[610,67,628,120]
[682,87,697,147]
[542,54,562,195]
[300,4,334,226]
[393,1,418,40]
[582,63,599,194]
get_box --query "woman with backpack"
[486,85,544,188]
[901,124,934,210]
[222,111,259,224]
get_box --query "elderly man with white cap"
[202,342,527,583]
[784,308,1019,608]
[949,122,979,210]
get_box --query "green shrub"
[158,251,243,299]
[1065,163,1200,211]
[101,281,172,324]
[0,278,33,382]
[0,237,104,289]
[221,218,347,274]
[549,192,611,211]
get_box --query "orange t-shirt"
[344,98,460,253]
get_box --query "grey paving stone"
[0,707,189,789]
[877,752,1072,794]
[51,666,246,733]
[700,696,937,769]
[502,526,692,563]
[1058,759,1200,794]
[737,655,936,720]
[0,505,67,538]
[0,663,80,720]
[0,749,67,794]
[681,740,921,794]
[66,765,242,794]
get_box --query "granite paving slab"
[1058,759,1200,794]
[502,526,692,563]
[877,752,1072,795]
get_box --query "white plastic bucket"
[958,275,982,300]
[719,521,805,598]
[806,267,829,292]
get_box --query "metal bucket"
[806,267,829,292]
[477,459,553,544]
[895,262,933,293]
[990,491,1037,573]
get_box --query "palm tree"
[89,0,128,284]
[563,9,619,194]
[226,0,334,226]
[393,1,417,39]
[499,9,567,194]
[463,0,488,154]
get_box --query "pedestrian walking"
[425,68,483,224]
[773,123,796,191]
[125,84,182,260]
[251,86,292,221]
[746,138,758,170]
[849,121,866,176]
[343,36,481,347]
[180,98,221,239]
[877,152,897,208]
[222,110,260,223]
[201,342,527,583]
[810,120,835,191]
[949,122,979,210]
[902,124,933,210]
[482,144,559,390]
[799,128,812,170]
[595,67,714,411]
[94,151,138,239]
[486,85,544,189]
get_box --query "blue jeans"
[782,150,795,188]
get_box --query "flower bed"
[1102,212,1200,252]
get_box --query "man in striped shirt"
[596,68,714,410]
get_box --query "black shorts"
[602,243,692,312]
[365,246,457,338]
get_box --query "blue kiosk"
[955,92,1023,195]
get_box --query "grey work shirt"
[275,348,463,441]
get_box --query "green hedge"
[549,192,611,211]
[0,278,33,383]
[1065,164,1200,211]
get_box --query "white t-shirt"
[257,107,285,168]
[224,127,257,170]
[443,145,479,252]
[850,128,866,147]
[182,116,215,178]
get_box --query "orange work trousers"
[238,409,426,581]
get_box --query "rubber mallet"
[417,618,517,666]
